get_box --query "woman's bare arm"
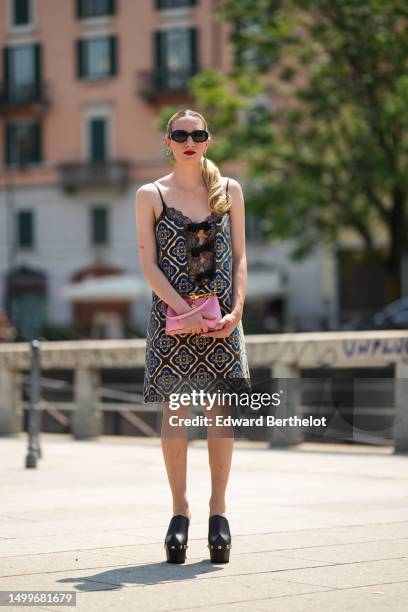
[135,185,192,316]
[228,179,248,320]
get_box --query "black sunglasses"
[169,129,209,143]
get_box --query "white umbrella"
[60,274,151,302]
[246,269,286,300]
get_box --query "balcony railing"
[136,69,195,102]
[0,82,50,113]
[58,160,131,193]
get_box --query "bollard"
[26,340,42,468]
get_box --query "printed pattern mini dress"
[142,178,251,404]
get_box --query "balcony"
[58,160,131,193]
[136,69,195,103]
[0,82,50,114]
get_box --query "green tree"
[158,0,408,301]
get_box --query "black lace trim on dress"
[153,180,230,286]
[196,264,216,282]
[190,238,214,257]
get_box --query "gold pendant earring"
[166,148,175,165]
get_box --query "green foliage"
[156,0,408,297]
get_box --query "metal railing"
[0,81,50,112]
[58,159,131,192]
[136,69,195,102]
[1,331,407,453]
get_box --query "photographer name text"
[168,415,327,427]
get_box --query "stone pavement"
[0,433,407,611]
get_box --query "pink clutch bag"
[165,292,222,335]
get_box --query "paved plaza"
[0,434,407,611]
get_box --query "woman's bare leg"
[206,399,234,517]
[161,400,192,520]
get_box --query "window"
[76,0,115,18]
[77,36,117,79]
[6,267,46,341]
[11,0,32,26]
[91,206,109,245]
[3,44,42,101]
[156,0,197,8]
[16,210,34,248]
[155,28,197,90]
[5,122,42,165]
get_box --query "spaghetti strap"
[153,182,166,212]
[226,178,230,200]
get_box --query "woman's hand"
[181,310,218,334]
[200,312,241,338]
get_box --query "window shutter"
[76,40,85,78]
[5,124,15,165]
[76,0,83,18]
[34,44,41,98]
[109,36,117,76]
[154,31,164,89]
[108,0,116,15]
[3,48,10,100]
[189,28,197,74]
[33,123,42,163]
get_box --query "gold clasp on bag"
[188,290,217,308]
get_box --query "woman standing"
[135,109,250,564]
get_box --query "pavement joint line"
[103,541,408,562]
[36,587,334,612]
[0,560,339,580]
[1,529,407,559]
[271,553,408,565]
[249,469,408,481]
[1,519,408,550]
[0,538,406,578]
[0,531,166,541]
[163,590,337,612]
[250,535,408,552]
[312,577,408,592]
[162,579,408,612]
[33,568,342,591]
[34,580,408,612]
[2,555,407,581]
[0,521,408,548]
[0,532,408,559]
[99,538,407,565]
[99,573,340,591]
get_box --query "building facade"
[0,0,330,340]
